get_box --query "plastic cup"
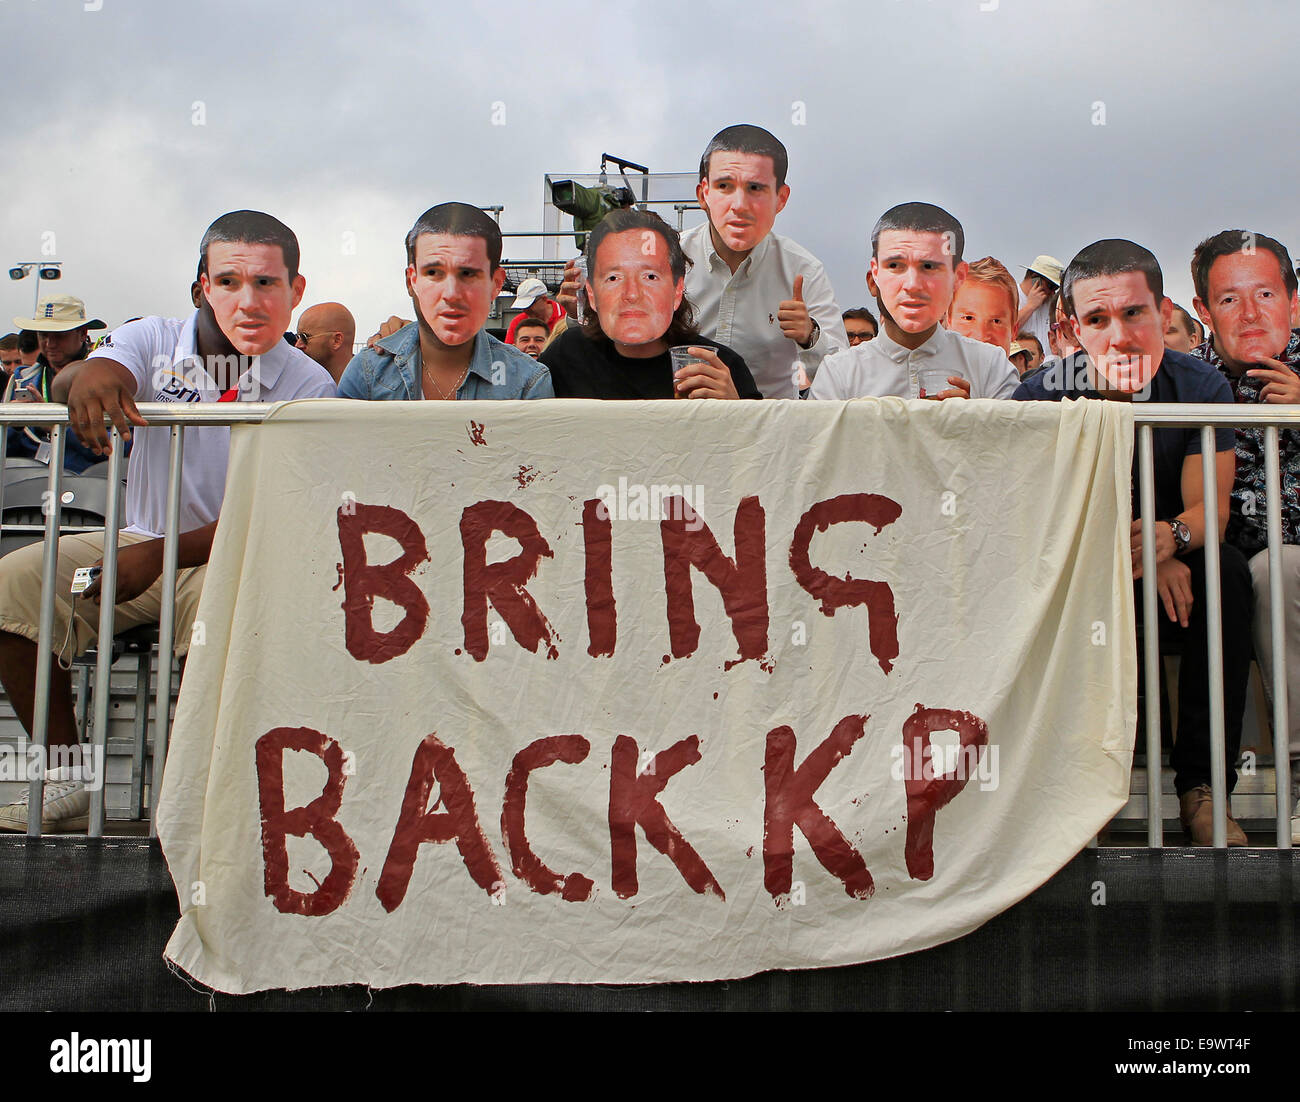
[916,366,962,399]
[669,346,704,399]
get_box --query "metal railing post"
[1263,427,1291,847]
[1200,427,1228,849]
[86,430,124,837]
[150,426,185,836]
[25,425,66,837]
[1138,426,1163,846]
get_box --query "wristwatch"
[800,319,821,350]
[1167,518,1191,556]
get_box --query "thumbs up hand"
[778,274,814,347]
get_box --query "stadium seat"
[72,624,164,825]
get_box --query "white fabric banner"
[158,397,1136,993]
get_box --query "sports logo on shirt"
[150,355,206,404]
[154,373,204,403]
[148,353,262,403]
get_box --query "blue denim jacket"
[337,324,553,400]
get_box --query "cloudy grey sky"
[3,0,1297,337]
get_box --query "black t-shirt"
[540,327,762,400]
[1012,348,1234,519]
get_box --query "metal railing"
[1134,405,1298,848]
[0,403,275,839]
[0,402,1296,847]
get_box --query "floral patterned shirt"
[1192,329,1300,554]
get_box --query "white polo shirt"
[681,222,847,400]
[88,314,336,537]
[807,324,1020,401]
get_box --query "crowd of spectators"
[0,123,1296,848]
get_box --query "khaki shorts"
[0,531,206,661]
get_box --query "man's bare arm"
[1130,448,1234,575]
[172,521,219,569]
[85,521,219,606]
[1178,447,1235,551]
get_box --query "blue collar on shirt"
[373,323,498,396]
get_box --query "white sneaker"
[0,766,90,833]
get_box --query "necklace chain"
[423,360,469,400]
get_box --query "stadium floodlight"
[8,261,64,312]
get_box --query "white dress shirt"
[681,222,847,400]
[807,324,1020,401]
